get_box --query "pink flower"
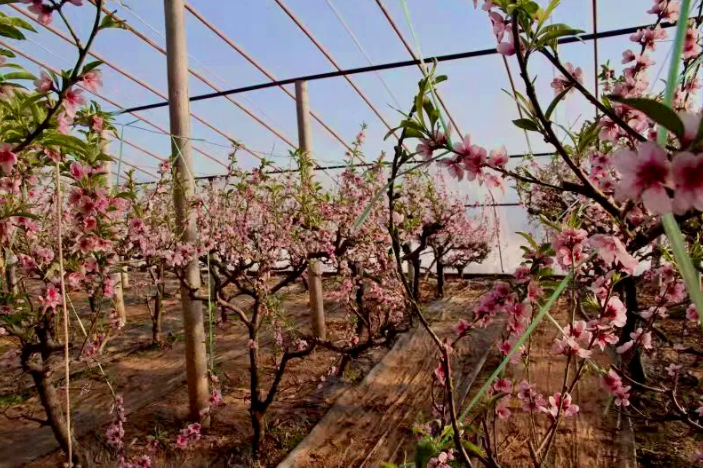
[209,389,223,406]
[622,49,636,64]
[34,71,53,93]
[613,142,672,215]
[671,152,703,214]
[27,1,53,25]
[588,234,639,273]
[175,435,189,449]
[434,361,446,386]
[82,70,102,93]
[463,145,487,181]
[488,145,509,168]
[493,377,512,394]
[631,328,653,350]
[616,340,634,354]
[91,115,104,133]
[453,133,472,157]
[497,39,515,56]
[63,87,85,117]
[495,403,511,419]
[40,284,62,309]
[57,112,73,134]
[0,144,17,174]
[453,318,470,336]
[416,129,448,160]
[666,363,682,376]
[679,112,701,145]
[687,303,700,322]
[439,157,464,181]
[552,227,588,269]
[542,392,579,419]
[555,336,592,358]
[683,27,701,60]
[482,0,495,11]
[551,63,583,96]
[70,161,85,179]
[602,296,627,328]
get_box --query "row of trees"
[383,0,703,467]
[0,3,493,465]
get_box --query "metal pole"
[163,0,209,423]
[296,80,326,340]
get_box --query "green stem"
[656,0,703,333]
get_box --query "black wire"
[119,21,677,114]
[190,151,554,181]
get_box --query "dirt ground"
[277,280,498,468]
[2,276,700,467]
[0,274,389,468]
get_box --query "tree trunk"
[6,262,19,295]
[248,318,264,460]
[251,408,265,461]
[29,366,82,465]
[23,323,83,466]
[412,256,421,301]
[620,277,646,382]
[436,247,445,298]
[152,289,163,345]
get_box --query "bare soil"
[0,274,388,468]
[2,277,696,468]
[277,280,498,468]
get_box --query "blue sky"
[2,0,686,271]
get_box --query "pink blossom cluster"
[613,138,703,215]
[602,369,632,407]
[551,63,584,96]
[175,423,201,449]
[427,450,455,468]
[474,1,515,56]
[106,395,126,450]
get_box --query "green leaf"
[691,111,703,147]
[513,118,540,132]
[536,0,561,31]
[81,60,104,75]
[99,14,128,30]
[0,24,24,40]
[545,86,570,121]
[42,132,88,156]
[6,16,35,32]
[0,49,15,58]
[536,24,584,48]
[517,231,538,248]
[609,95,685,140]
[2,70,36,81]
[383,125,403,141]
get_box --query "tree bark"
[436,247,445,298]
[412,256,421,301]
[620,276,646,382]
[23,322,83,466]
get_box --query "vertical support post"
[295,80,325,340]
[163,0,209,422]
[121,270,130,289]
[105,159,126,327]
[592,0,599,101]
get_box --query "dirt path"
[277,292,501,468]
[0,283,322,468]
